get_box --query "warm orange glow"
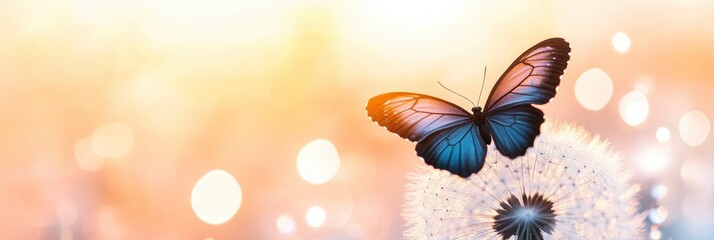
[0,0,712,239]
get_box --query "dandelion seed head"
[403,120,643,239]
[493,193,556,239]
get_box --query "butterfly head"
[471,107,487,125]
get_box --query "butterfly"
[366,38,571,178]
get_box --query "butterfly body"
[470,107,486,125]
[367,38,570,178]
[470,107,492,144]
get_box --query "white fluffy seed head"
[403,120,644,239]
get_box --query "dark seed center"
[492,193,557,240]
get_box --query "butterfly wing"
[415,123,487,177]
[367,92,487,177]
[366,92,472,142]
[484,38,570,158]
[485,105,544,158]
[483,38,571,113]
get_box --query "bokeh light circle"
[574,68,613,111]
[612,32,631,53]
[191,169,242,225]
[305,206,326,228]
[680,159,698,184]
[276,215,296,234]
[14,190,54,228]
[75,137,103,171]
[647,206,668,224]
[682,195,714,229]
[678,111,710,147]
[297,139,341,184]
[91,122,135,158]
[655,127,670,143]
[680,158,714,188]
[619,91,649,126]
[650,184,668,200]
[637,147,667,174]
[650,228,662,240]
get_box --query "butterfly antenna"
[476,66,487,107]
[437,81,476,107]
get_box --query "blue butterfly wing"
[367,92,486,177]
[366,92,472,142]
[486,105,544,158]
[415,123,487,178]
[484,38,570,158]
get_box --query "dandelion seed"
[403,121,643,239]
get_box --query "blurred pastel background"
[0,0,712,239]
